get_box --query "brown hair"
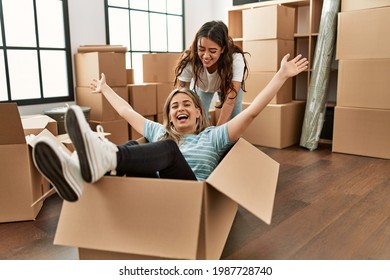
[174,20,249,108]
[159,88,210,144]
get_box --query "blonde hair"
[160,88,210,144]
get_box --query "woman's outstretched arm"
[227,54,308,142]
[90,73,147,136]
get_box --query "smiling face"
[169,92,201,135]
[197,37,224,73]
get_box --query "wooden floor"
[1,143,390,260]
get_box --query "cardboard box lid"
[206,138,280,224]
[55,177,205,260]
[0,103,26,145]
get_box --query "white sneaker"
[33,136,83,202]
[65,105,118,183]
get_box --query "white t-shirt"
[178,53,245,93]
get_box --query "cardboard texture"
[142,53,181,83]
[341,0,390,12]
[241,101,306,149]
[156,83,174,113]
[244,71,292,104]
[337,59,390,110]
[336,7,390,59]
[128,84,157,116]
[75,52,127,87]
[76,86,127,121]
[244,39,294,71]
[89,119,129,145]
[333,106,390,159]
[243,5,295,40]
[0,103,56,222]
[126,69,134,84]
[51,132,279,260]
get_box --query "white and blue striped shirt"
[144,120,235,181]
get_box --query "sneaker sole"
[33,142,79,202]
[65,106,93,183]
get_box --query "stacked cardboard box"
[0,103,58,222]
[74,45,129,145]
[240,4,305,148]
[333,5,390,159]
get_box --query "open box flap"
[206,138,280,224]
[0,103,26,145]
[21,114,57,136]
[55,177,204,260]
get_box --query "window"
[0,0,73,105]
[105,0,184,82]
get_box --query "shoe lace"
[95,125,118,171]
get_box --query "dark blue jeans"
[115,139,197,180]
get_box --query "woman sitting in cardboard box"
[32,54,308,202]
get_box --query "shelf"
[229,0,310,11]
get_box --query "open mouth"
[177,114,189,121]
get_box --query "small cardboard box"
[244,71,292,104]
[341,0,390,12]
[128,83,158,116]
[333,106,390,159]
[243,5,296,40]
[0,104,56,223]
[336,7,390,60]
[241,101,306,149]
[53,135,280,260]
[142,53,181,83]
[244,39,294,71]
[76,86,128,121]
[75,52,127,87]
[337,59,390,110]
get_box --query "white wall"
[20,0,232,115]
[184,0,231,47]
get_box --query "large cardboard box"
[337,59,390,110]
[52,135,280,260]
[156,83,174,114]
[142,53,181,83]
[336,7,390,59]
[0,104,57,223]
[244,39,294,71]
[341,0,390,12]
[243,5,295,40]
[333,106,390,159]
[75,52,127,87]
[128,83,157,116]
[89,119,129,145]
[76,86,127,121]
[241,101,306,149]
[244,71,292,104]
